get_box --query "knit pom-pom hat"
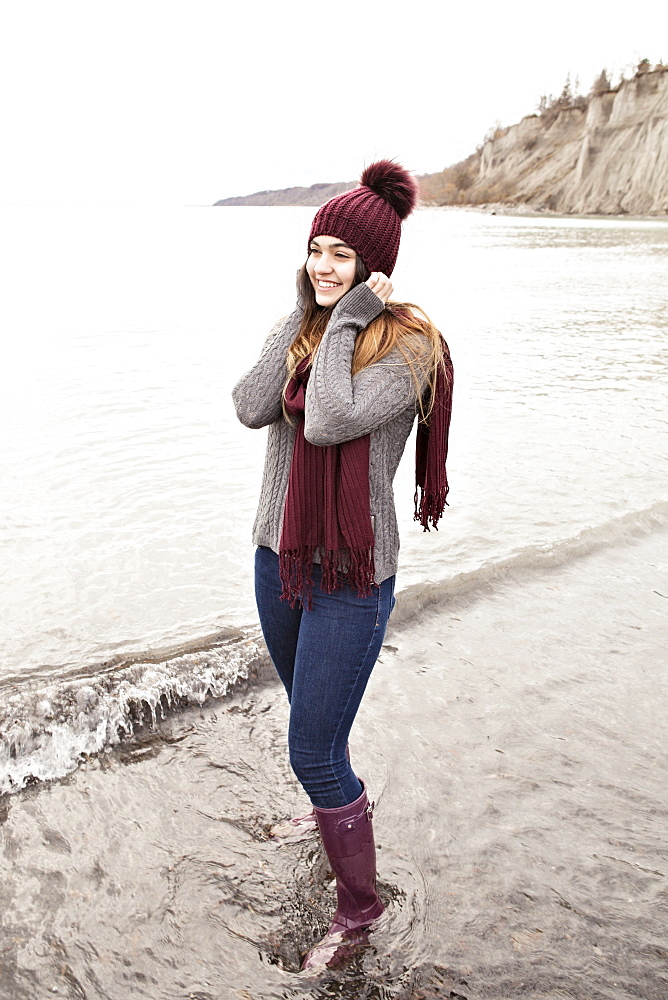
[308,160,419,277]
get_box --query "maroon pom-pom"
[360,160,418,220]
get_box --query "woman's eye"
[309,247,321,254]
[336,253,351,259]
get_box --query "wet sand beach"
[1,522,666,1000]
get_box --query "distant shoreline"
[216,66,668,217]
[216,201,668,222]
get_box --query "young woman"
[232,160,453,970]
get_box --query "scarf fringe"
[280,546,376,608]
[414,483,450,532]
[322,547,376,599]
[279,548,315,611]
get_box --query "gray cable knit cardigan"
[232,282,427,585]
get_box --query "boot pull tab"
[337,799,374,834]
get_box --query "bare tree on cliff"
[537,74,578,122]
[591,69,612,95]
[572,75,588,109]
[556,74,573,109]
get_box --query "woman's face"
[306,235,357,307]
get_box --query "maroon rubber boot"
[301,782,384,970]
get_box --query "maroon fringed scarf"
[279,343,453,609]
[415,338,454,530]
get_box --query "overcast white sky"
[1,0,666,205]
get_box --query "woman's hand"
[366,272,393,304]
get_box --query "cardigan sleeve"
[231,307,303,429]
[304,283,429,447]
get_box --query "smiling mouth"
[317,280,341,289]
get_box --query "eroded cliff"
[473,67,668,214]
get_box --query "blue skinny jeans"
[254,545,395,808]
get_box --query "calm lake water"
[2,206,666,671]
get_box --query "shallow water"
[1,525,666,999]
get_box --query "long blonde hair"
[285,263,447,422]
